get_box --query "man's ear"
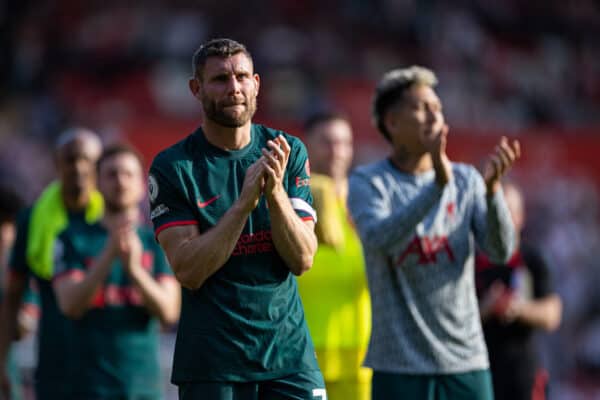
[189,77,202,99]
[253,73,260,96]
[384,111,397,136]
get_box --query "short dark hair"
[372,66,438,141]
[192,38,252,78]
[97,143,145,173]
[0,184,24,224]
[303,110,349,136]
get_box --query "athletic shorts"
[178,370,327,400]
[372,369,494,400]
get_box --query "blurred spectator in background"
[52,143,180,399]
[298,111,371,400]
[348,66,520,399]
[0,128,103,400]
[476,181,562,400]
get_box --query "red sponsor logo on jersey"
[91,285,145,308]
[397,235,455,265]
[295,176,310,188]
[232,230,274,256]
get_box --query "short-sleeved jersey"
[9,208,87,399]
[149,124,319,383]
[52,222,172,399]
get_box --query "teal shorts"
[372,369,494,400]
[178,370,326,400]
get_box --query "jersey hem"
[171,367,321,385]
[364,360,490,375]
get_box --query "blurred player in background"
[149,38,325,399]
[348,66,520,400]
[52,143,180,399]
[477,181,562,400]
[298,111,371,400]
[0,128,103,400]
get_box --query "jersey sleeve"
[285,137,316,222]
[348,166,442,253]
[8,209,32,277]
[149,154,198,236]
[469,166,515,263]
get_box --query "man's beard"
[202,95,257,128]
[103,199,128,214]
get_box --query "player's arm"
[17,281,40,338]
[158,158,266,290]
[53,240,115,319]
[262,136,317,275]
[348,172,443,252]
[505,248,562,330]
[125,266,180,325]
[507,294,562,331]
[472,138,521,263]
[120,229,180,325]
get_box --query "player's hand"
[421,123,448,158]
[484,137,520,194]
[262,135,290,198]
[238,157,266,213]
[500,294,523,324]
[117,227,143,275]
[424,125,452,187]
[104,214,140,264]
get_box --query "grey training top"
[348,159,515,374]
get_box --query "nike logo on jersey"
[197,195,221,208]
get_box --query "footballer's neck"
[390,151,433,175]
[202,119,252,151]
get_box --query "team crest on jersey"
[148,174,159,203]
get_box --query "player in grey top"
[348,66,521,399]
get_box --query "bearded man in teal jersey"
[148,38,326,400]
[52,143,180,399]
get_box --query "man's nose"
[425,106,437,123]
[226,76,241,94]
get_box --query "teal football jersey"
[53,223,172,399]
[9,208,88,400]
[149,124,319,383]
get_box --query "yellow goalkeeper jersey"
[298,174,371,382]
